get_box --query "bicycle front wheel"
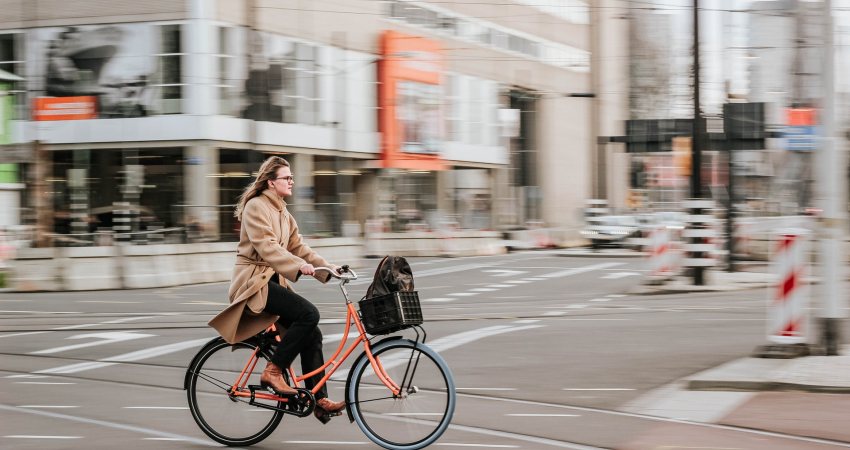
[348,339,456,450]
[186,337,283,446]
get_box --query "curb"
[556,249,646,258]
[687,379,850,394]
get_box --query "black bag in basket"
[365,255,414,298]
[360,255,421,335]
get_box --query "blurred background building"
[1,0,849,248]
[0,0,608,245]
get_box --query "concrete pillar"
[436,169,454,226]
[291,153,315,211]
[184,145,219,240]
[186,0,215,116]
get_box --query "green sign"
[0,82,10,145]
[0,81,18,183]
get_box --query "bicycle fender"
[183,336,225,390]
[343,336,407,423]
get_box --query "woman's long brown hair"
[234,156,290,220]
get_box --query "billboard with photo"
[28,23,183,118]
[378,30,445,170]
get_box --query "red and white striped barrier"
[768,229,810,344]
[647,226,675,281]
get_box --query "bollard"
[682,199,717,283]
[768,229,810,345]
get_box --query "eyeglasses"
[273,176,295,183]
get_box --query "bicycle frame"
[227,270,404,405]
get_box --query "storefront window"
[49,148,184,242]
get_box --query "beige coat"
[209,189,332,344]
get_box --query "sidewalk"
[629,269,777,294]
[686,347,850,393]
[622,268,850,445]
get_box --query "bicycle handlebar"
[315,265,358,281]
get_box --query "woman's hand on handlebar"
[314,265,356,280]
[299,264,316,276]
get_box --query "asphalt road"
[1,251,846,449]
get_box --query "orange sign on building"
[33,96,97,121]
[378,30,445,170]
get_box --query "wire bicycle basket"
[358,291,423,335]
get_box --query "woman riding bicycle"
[208,156,345,423]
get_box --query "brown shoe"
[314,397,346,424]
[259,361,298,396]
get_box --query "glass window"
[154,24,184,114]
[295,43,318,125]
[0,33,25,116]
[216,26,237,116]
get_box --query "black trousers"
[264,275,328,399]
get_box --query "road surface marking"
[53,324,100,330]
[543,311,567,316]
[77,300,141,304]
[365,413,606,450]
[566,304,588,309]
[436,444,519,448]
[600,272,640,280]
[483,269,527,277]
[19,405,79,409]
[470,288,498,292]
[35,337,211,375]
[490,284,514,288]
[428,325,543,354]
[453,393,850,449]
[514,319,540,323]
[449,292,478,297]
[6,375,49,378]
[100,316,155,324]
[0,331,49,339]
[423,298,455,303]
[523,277,547,281]
[589,298,610,302]
[31,332,156,355]
[540,262,625,279]
[563,388,635,391]
[506,414,580,417]
[506,280,532,284]
[323,333,345,344]
[15,382,76,385]
[456,388,517,391]
[340,324,543,380]
[0,404,216,446]
[123,406,189,410]
[4,435,82,439]
[607,294,626,298]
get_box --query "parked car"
[581,215,641,249]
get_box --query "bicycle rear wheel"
[186,337,283,446]
[348,339,456,450]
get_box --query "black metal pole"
[691,0,705,285]
[725,125,735,272]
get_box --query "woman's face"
[268,166,294,198]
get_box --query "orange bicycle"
[184,266,456,449]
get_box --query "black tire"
[347,339,456,450]
[186,338,284,446]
